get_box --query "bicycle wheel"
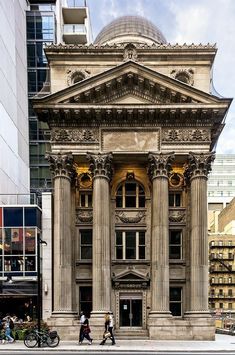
[47,334,60,347]
[24,333,38,348]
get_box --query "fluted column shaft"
[186,152,215,314]
[88,152,113,313]
[148,152,175,315]
[46,152,77,316]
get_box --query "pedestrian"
[79,311,86,344]
[100,311,116,345]
[79,316,92,345]
[3,316,14,343]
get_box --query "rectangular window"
[79,192,92,207]
[228,303,233,310]
[80,230,92,259]
[170,287,182,316]
[169,193,181,207]
[169,230,182,259]
[228,289,233,297]
[115,231,145,260]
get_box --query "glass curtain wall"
[26,4,56,191]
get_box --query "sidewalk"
[0,334,235,353]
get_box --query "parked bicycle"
[24,329,60,348]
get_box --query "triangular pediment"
[34,60,228,107]
[112,270,149,282]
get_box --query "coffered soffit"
[33,61,230,108]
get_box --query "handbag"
[103,331,111,338]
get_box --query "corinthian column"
[87,152,113,334]
[185,152,215,316]
[148,152,175,319]
[46,152,77,318]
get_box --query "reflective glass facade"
[0,206,41,277]
[27,4,56,191]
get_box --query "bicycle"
[24,329,60,348]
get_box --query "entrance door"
[120,297,142,327]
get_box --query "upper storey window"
[116,181,145,208]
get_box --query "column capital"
[87,152,113,181]
[185,152,215,181]
[148,152,175,180]
[46,152,77,181]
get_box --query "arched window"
[116,181,145,208]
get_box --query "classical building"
[33,16,232,340]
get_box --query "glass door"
[120,297,142,327]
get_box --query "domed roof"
[94,15,167,45]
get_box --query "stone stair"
[115,329,149,340]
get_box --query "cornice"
[45,42,217,51]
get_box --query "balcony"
[63,24,87,44]
[210,242,235,248]
[210,254,234,261]
[209,294,234,299]
[62,1,87,24]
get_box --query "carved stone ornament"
[78,172,92,189]
[123,43,138,62]
[67,68,90,86]
[169,210,186,223]
[116,211,145,223]
[185,152,215,180]
[148,152,175,180]
[162,129,210,142]
[76,210,93,223]
[170,68,194,86]
[169,172,184,188]
[87,152,113,180]
[45,152,77,180]
[51,128,99,143]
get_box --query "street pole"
[37,236,47,348]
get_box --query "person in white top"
[79,311,86,344]
[100,312,116,345]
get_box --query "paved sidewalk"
[0,334,235,352]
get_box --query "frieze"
[113,282,148,289]
[162,129,210,142]
[51,129,99,143]
[76,210,93,223]
[169,210,186,223]
[115,211,145,223]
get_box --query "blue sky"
[87,0,235,154]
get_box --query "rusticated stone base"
[46,312,80,340]
[148,316,215,340]
[88,311,107,340]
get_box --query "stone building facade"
[33,16,232,340]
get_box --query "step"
[115,329,149,339]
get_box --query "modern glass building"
[0,204,41,317]
[27,2,56,192]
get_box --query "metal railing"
[63,24,86,34]
[0,194,40,206]
[63,0,87,8]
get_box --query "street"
[0,352,234,355]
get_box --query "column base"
[89,311,108,340]
[46,312,79,340]
[148,316,215,340]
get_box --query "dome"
[94,15,167,46]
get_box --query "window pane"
[139,246,145,259]
[4,208,23,227]
[116,247,123,259]
[139,196,145,207]
[125,183,136,194]
[169,194,174,206]
[80,230,92,244]
[170,302,181,316]
[139,232,145,245]
[25,256,36,272]
[81,246,92,259]
[116,196,122,207]
[11,228,23,254]
[126,231,136,259]
[125,196,136,207]
[169,246,181,259]
[25,208,37,226]
[175,194,181,206]
[170,287,181,301]
[116,231,122,245]
[170,231,181,244]
[25,228,36,254]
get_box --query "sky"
[87,0,235,154]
